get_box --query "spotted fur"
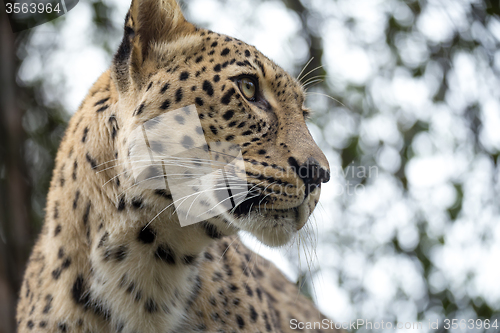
[16,0,336,332]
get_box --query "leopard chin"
[222,186,322,247]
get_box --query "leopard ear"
[112,0,195,93]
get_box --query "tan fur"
[16,1,337,332]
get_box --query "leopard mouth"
[232,184,318,216]
[229,184,321,239]
[231,191,278,217]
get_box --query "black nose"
[288,157,330,197]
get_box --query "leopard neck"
[45,69,239,331]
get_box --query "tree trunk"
[0,10,34,333]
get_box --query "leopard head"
[112,0,330,247]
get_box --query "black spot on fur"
[160,99,171,110]
[256,59,266,77]
[54,225,61,236]
[214,64,221,72]
[138,226,156,244]
[134,291,142,302]
[182,255,197,265]
[223,110,234,120]
[52,268,62,280]
[174,114,185,125]
[116,322,125,332]
[154,189,172,200]
[43,294,53,313]
[150,141,163,154]
[73,191,80,210]
[245,285,253,297]
[180,72,189,81]
[250,305,258,322]
[195,56,203,63]
[95,97,110,106]
[72,161,78,180]
[264,313,272,331]
[236,315,245,329]
[201,222,222,239]
[245,50,251,57]
[126,282,135,294]
[191,127,201,136]
[256,287,263,301]
[117,196,126,211]
[86,153,97,169]
[144,165,162,181]
[160,82,170,94]
[54,203,59,219]
[83,202,91,225]
[181,135,194,149]
[96,105,109,113]
[62,258,71,269]
[58,247,64,259]
[115,246,128,261]
[58,322,67,332]
[221,88,236,105]
[155,245,175,264]
[195,97,204,106]
[203,80,214,96]
[209,125,218,135]
[175,88,183,103]
[221,48,230,56]
[186,275,202,307]
[131,197,143,209]
[98,232,108,248]
[135,103,145,116]
[72,275,89,305]
[82,127,89,143]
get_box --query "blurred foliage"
[291,1,500,331]
[0,3,118,330]
[4,0,119,229]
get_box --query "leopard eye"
[238,77,257,101]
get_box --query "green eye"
[238,77,257,100]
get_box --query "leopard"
[15,0,338,332]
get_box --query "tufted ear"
[112,0,195,93]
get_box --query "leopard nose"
[289,157,330,196]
